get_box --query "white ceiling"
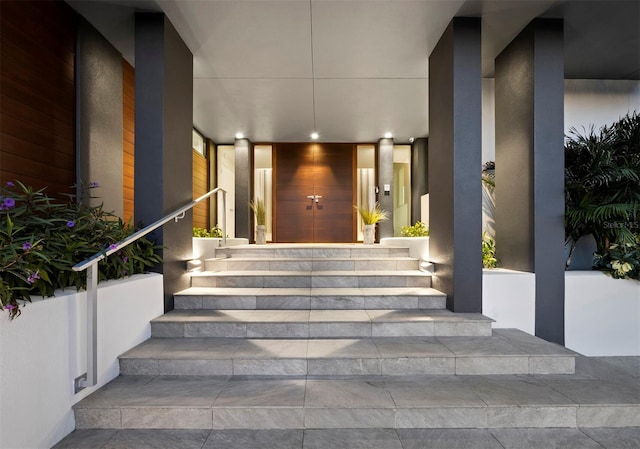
[68,0,640,144]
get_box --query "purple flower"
[27,272,40,284]
[108,243,118,251]
[89,181,99,188]
[66,220,75,228]
[22,242,32,251]
[122,256,129,263]
[2,197,15,209]
[4,304,16,311]
[6,181,14,187]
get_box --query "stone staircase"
[72,243,637,432]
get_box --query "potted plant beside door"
[355,202,389,245]
[250,199,267,245]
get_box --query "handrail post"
[75,263,98,392]
[221,190,227,246]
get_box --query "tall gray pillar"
[76,18,123,216]
[411,138,428,225]
[428,18,482,313]
[495,19,565,344]
[377,138,394,239]
[135,13,193,312]
[235,138,252,240]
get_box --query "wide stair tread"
[119,329,575,377]
[150,309,492,339]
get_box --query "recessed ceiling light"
[235,132,244,139]
[310,132,319,140]
[384,132,393,139]
[408,137,415,143]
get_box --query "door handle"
[307,195,322,203]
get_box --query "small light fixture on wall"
[384,132,393,139]
[235,132,244,139]
[310,132,319,140]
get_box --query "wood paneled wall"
[123,60,135,224]
[0,1,76,195]
[192,150,209,229]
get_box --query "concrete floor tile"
[103,429,210,449]
[204,429,303,449]
[303,408,395,428]
[53,429,118,448]
[304,380,395,408]
[577,406,640,427]
[582,427,640,448]
[462,378,576,406]
[307,339,379,358]
[121,408,213,429]
[490,428,604,449]
[486,406,577,428]
[395,407,487,429]
[234,339,308,358]
[398,428,503,449]
[303,428,403,449]
[385,381,486,407]
[543,379,640,404]
[214,380,306,407]
[211,408,304,429]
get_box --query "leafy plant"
[482,161,495,188]
[593,236,640,280]
[401,221,429,237]
[564,111,640,269]
[0,181,162,319]
[193,225,223,238]
[250,199,266,225]
[355,202,389,225]
[482,232,498,268]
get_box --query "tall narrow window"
[254,145,273,242]
[356,145,376,241]
[393,145,411,235]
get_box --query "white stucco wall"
[482,78,640,162]
[0,273,164,449]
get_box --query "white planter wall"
[482,269,535,335]
[483,270,640,356]
[192,237,250,260]
[0,273,164,449]
[565,271,640,356]
[380,237,430,261]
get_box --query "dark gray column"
[495,19,565,344]
[377,138,394,239]
[411,137,428,225]
[135,13,193,312]
[428,18,482,313]
[76,18,123,216]
[234,138,252,240]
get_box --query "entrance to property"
[274,143,354,242]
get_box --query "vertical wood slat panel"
[193,150,209,229]
[0,1,76,195]
[122,60,135,225]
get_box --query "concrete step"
[73,348,640,432]
[174,287,447,310]
[216,244,411,259]
[190,271,432,288]
[204,257,420,272]
[119,329,575,377]
[150,309,492,339]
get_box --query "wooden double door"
[274,143,354,242]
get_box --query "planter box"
[482,269,640,356]
[379,237,430,261]
[565,271,640,356]
[0,273,164,449]
[192,237,249,260]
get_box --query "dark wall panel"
[135,13,193,312]
[0,0,76,195]
[428,18,483,313]
[77,17,123,216]
[495,19,565,344]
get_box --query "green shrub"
[193,225,223,238]
[0,181,162,319]
[401,221,429,237]
[354,202,389,225]
[482,232,498,268]
[594,236,639,280]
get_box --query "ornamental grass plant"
[0,181,162,319]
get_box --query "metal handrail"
[72,187,227,392]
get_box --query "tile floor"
[53,427,640,448]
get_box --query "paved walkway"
[53,426,640,449]
[53,356,639,448]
